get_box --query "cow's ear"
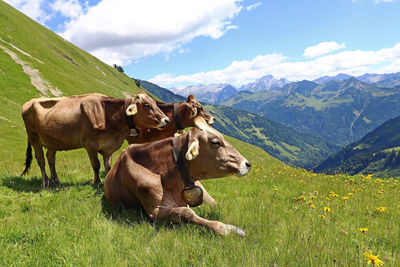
[81,100,106,130]
[126,103,137,116]
[185,139,200,161]
[185,102,198,118]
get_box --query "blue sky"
[5,0,400,87]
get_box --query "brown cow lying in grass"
[21,91,169,187]
[104,118,251,236]
[126,94,217,206]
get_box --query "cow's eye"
[211,139,221,147]
[144,103,150,109]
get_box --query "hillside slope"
[315,115,400,177]
[221,78,400,145]
[0,1,143,170]
[138,80,185,103]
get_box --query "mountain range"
[141,80,340,169]
[169,84,238,105]
[170,72,400,105]
[220,78,400,146]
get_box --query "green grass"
[1,137,399,265]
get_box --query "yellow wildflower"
[342,196,349,200]
[273,188,279,191]
[323,207,331,213]
[363,250,384,266]
[358,227,368,233]
[376,207,386,212]
[319,215,325,219]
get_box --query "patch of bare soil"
[0,43,63,97]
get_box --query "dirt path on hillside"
[0,43,62,97]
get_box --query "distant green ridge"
[315,115,400,177]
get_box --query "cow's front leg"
[158,206,245,236]
[194,181,217,206]
[85,144,101,184]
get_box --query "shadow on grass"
[101,195,152,226]
[0,175,86,193]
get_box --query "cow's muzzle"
[158,117,170,129]
[237,159,251,176]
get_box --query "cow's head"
[178,95,215,128]
[126,91,170,129]
[184,117,251,180]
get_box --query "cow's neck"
[158,103,181,132]
[173,103,185,131]
[171,134,193,187]
[102,98,131,138]
[171,134,203,207]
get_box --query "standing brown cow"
[21,92,169,187]
[104,118,251,236]
[126,95,217,206]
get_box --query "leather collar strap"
[173,103,183,130]
[171,136,194,187]
[124,99,136,130]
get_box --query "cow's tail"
[21,142,32,176]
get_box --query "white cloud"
[374,0,395,3]
[303,41,346,59]
[4,0,50,24]
[246,2,261,11]
[149,43,400,87]
[352,0,396,3]
[51,0,84,19]
[59,0,242,65]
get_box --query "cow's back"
[22,94,108,150]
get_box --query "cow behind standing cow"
[126,95,215,144]
[21,91,169,187]
[104,117,251,236]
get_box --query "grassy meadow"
[1,134,399,266]
[1,1,399,266]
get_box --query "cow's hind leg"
[31,139,50,187]
[156,206,245,237]
[101,152,112,174]
[86,145,101,184]
[46,148,60,186]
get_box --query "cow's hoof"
[92,179,101,185]
[42,178,50,188]
[225,224,246,237]
[51,178,60,186]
